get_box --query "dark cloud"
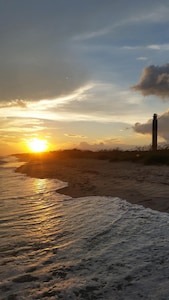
[0,0,92,102]
[0,57,87,101]
[0,0,161,102]
[133,111,169,141]
[133,120,152,135]
[132,64,169,98]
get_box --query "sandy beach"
[15,157,169,213]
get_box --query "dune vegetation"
[14,146,169,166]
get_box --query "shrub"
[144,153,169,165]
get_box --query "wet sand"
[16,158,169,213]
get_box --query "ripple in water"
[1,157,169,299]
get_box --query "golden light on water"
[27,138,49,153]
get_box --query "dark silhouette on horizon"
[152,113,158,151]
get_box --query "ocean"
[1,156,169,300]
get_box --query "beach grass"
[14,147,169,165]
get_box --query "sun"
[27,138,48,153]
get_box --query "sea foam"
[1,158,169,299]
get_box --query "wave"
[1,194,169,299]
[1,160,169,299]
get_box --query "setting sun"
[27,138,48,153]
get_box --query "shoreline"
[16,157,169,213]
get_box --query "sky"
[1,0,169,154]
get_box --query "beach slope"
[16,156,169,213]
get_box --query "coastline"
[16,157,169,213]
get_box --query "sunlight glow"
[27,138,48,153]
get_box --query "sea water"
[1,157,169,300]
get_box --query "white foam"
[1,164,169,299]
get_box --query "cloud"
[136,57,148,61]
[132,64,169,99]
[0,49,88,102]
[133,111,169,142]
[74,3,169,41]
[76,135,130,151]
[0,1,92,102]
[0,0,167,102]
[64,133,87,138]
[56,82,143,122]
[147,44,169,51]
[0,117,45,134]
[0,99,27,108]
[133,120,152,135]
[147,45,161,50]
[122,43,169,52]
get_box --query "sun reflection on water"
[33,178,49,194]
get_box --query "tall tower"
[152,113,158,151]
